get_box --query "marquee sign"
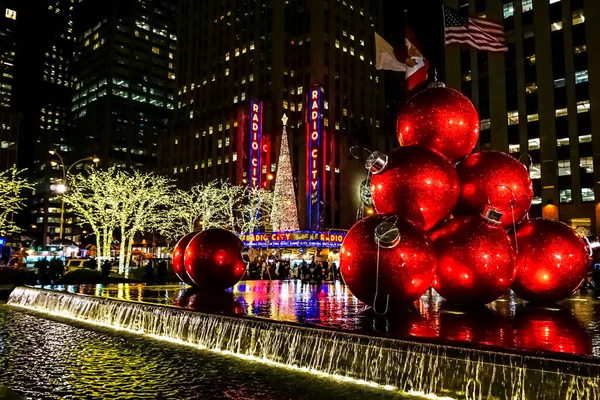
[240,231,346,249]
[249,100,263,187]
[306,86,322,230]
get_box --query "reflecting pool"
[0,304,411,399]
[54,280,600,359]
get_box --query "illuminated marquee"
[306,86,322,230]
[240,231,346,249]
[249,100,263,186]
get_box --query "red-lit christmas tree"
[270,114,300,231]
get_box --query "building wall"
[445,0,600,235]
[169,0,388,231]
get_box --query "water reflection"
[50,280,600,358]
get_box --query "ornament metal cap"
[583,236,600,257]
[365,151,388,174]
[427,69,446,88]
[481,204,503,226]
[374,219,401,249]
[240,247,252,263]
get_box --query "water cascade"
[8,286,600,399]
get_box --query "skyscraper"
[168,0,391,230]
[71,0,177,170]
[12,0,75,246]
[0,2,18,172]
[443,0,600,234]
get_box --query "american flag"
[443,5,508,52]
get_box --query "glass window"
[554,78,566,88]
[582,188,595,202]
[580,157,594,173]
[577,100,590,113]
[528,138,540,150]
[560,189,572,203]
[507,111,519,125]
[572,10,585,26]
[530,164,541,179]
[509,144,520,153]
[480,119,491,130]
[557,138,569,146]
[503,2,514,19]
[579,134,592,143]
[551,21,563,31]
[558,160,571,176]
[522,0,533,13]
[575,70,588,84]
[556,108,568,117]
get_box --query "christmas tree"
[271,114,300,231]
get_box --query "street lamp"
[48,150,100,240]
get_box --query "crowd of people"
[33,257,65,284]
[247,259,340,281]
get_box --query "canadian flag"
[375,29,429,91]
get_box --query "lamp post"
[48,150,99,240]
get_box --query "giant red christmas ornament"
[431,215,516,304]
[172,231,199,285]
[368,146,459,232]
[455,151,533,229]
[340,214,436,307]
[512,219,590,303]
[184,228,248,290]
[396,86,479,161]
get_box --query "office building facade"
[443,0,600,234]
[168,0,391,230]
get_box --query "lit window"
[527,113,539,122]
[250,41,255,50]
[5,8,16,20]
[555,108,568,117]
[194,164,198,170]
[218,124,223,132]
[343,108,348,116]
[507,110,519,125]
[152,47,160,54]
[557,138,569,147]
[554,78,566,88]
[169,52,174,59]
[528,138,540,150]
[233,96,238,104]
[575,70,588,84]
[324,118,328,126]
[503,3,514,19]
[249,74,254,82]
[526,83,537,94]
[582,188,595,202]
[208,158,212,167]
[232,152,237,161]
[225,68,229,76]
[522,0,533,12]
[324,100,329,110]
[335,39,340,49]
[509,144,520,153]
[225,137,230,146]
[580,157,594,173]
[551,21,563,31]
[290,103,295,111]
[225,52,230,61]
[283,100,288,109]
[209,126,213,135]
[241,92,245,101]
[572,9,585,25]
[297,86,303,95]
[526,54,536,65]
[360,39,365,46]
[168,72,175,80]
[218,157,222,165]
[235,47,240,56]
[558,160,571,176]
[577,100,590,113]
[579,134,592,143]
[560,189,572,203]
[530,163,541,179]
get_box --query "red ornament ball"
[172,231,199,285]
[370,146,459,232]
[184,228,247,290]
[455,151,533,229]
[512,219,590,303]
[340,214,436,306]
[396,86,479,161]
[431,215,516,304]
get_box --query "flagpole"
[440,3,446,83]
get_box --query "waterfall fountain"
[8,286,600,399]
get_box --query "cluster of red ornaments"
[172,228,248,291]
[341,85,592,307]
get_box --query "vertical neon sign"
[307,86,322,230]
[249,100,263,187]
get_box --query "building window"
[560,189,572,203]
[558,160,571,176]
[507,111,519,125]
[575,70,588,84]
[554,78,566,88]
[580,157,594,173]
[225,52,230,61]
[152,47,160,54]
[526,54,536,65]
[530,164,541,179]
[232,152,237,161]
[503,2,514,19]
[557,138,569,147]
[480,119,491,130]
[207,158,212,167]
[579,134,592,143]
[528,138,540,150]
[509,144,520,153]
[297,86,303,95]
[283,100,288,109]
[582,188,595,202]
[522,0,533,13]
[225,68,229,76]
[572,10,585,26]
[218,139,222,148]
[577,100,590,113]
[551,21,563,31]
[555,108,568,117]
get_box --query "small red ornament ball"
[184,228,247,290]
[340,214,436,306]
[512,219,590,303]
[396,87,479,162]
[370,146,459,232]
[455,151,533,229]
[172,231,199,285]
[431,216,516,304]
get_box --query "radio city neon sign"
[249,100,262,187]
[306,86,322,230]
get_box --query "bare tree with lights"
[238,185,274,244]
[270,114,300,232]
[0,166,34,236]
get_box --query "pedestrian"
[101,260,112,282]
[277,261,286,280]
[157,259,167,283]
[331,262,338,281]
[145,260,154,283]
[38,257,50,285]
[49,257,64,283]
